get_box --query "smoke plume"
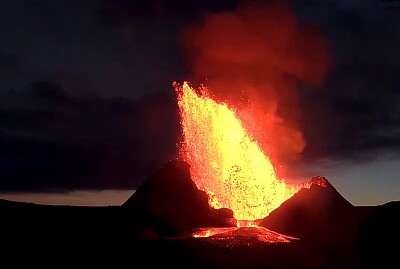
[180,0,330,179]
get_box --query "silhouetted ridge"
[0,166,395,269]
[260,176,368,253]
[123,160,235,236]
[359,201,400,269]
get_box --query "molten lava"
[192,226,299,244]
[175,81,300,221]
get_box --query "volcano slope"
[1,161,399,269]
[260,176,373,254]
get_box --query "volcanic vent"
[174,81,300,224]
[123,82,341,244]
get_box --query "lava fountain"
[175,81,300,223]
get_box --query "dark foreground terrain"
[0,201,398,269]
[1,161,399,268]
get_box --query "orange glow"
[175,81,300,221]
[192,227,299,243]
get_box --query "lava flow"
[175,81,300,223]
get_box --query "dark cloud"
[99,0,238,23]
[300,62,400,163]
[289,0,400,165]
[0,0,237,191]
[0,53,21,73]
[0,0,187,98]
[0,0,400,190]
[0,81,179,191]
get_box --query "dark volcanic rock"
[260,176,373,254]
[0,171,391,269]
[359,201,400,269]
[123,160,236,236]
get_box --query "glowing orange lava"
[175,81,300,221]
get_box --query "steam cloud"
[181,0,330,179]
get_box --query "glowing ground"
[191,226,299,246]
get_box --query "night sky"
[0,0,399,206]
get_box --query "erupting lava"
[175,81,300,222]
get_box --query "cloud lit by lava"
[180,0,331,179]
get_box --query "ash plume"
[180,0,331,179]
